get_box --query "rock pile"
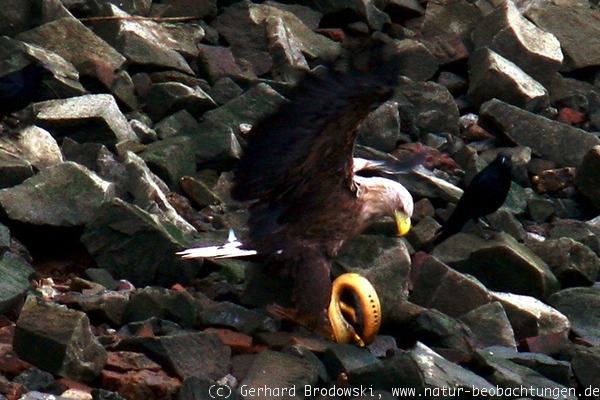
[0,0,599,399]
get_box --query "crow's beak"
[394,210,411,237]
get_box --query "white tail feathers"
[177,229,258,259]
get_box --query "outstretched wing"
[232,52,402,252]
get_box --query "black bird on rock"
[434,154,512,244]
[0,62,49,118]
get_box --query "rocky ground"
[0,0,600,399]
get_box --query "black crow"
[434,154,512,244]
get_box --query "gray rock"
[151,0,216,19]
[460,302,517,349]
[104,0,152,15]
[13,367,61,394]
[334,235,411,319]
[179,176,223,209]
[527,196,555,223]
[348,349,422,392]
[159,22,205,58]
[0,37,86,99]
[491,291,570,340]
[528,238,600,287]
[548,287,600,346]
[469,48,548,110]
[154,110,198,140]
[422,0,483,39]
[318,0,389,30]
[487,209,526,242]
[123,287,197,328]
[34,94,138,147]
[471,0,563,84]
[84,268,119,290]
[0,0,72,37]
[406,216,440,248]
[409,342,495,394]
[357,101,402,152]
[61,139,122,181]
[394,79,459,135]
[481,346,571,386]
[120,152,197,235]
[197,44,251,83]
[129,119,157,144]
[571,346,600,398]
[480,99,600,167]
[92,388,127,400]
[0,162,112,226]
[433,233,559,299]
[549,219,600,257]
[81,198,199,286]
[388,39,439,82]
[0,150,34,189]
[240,350,319,400]
[396,168,463,202]
[0,252,34,314]
[140,136,197,188]
[17,17,126,80]
[212,2,341,76]
[1,125,63,170]
[14,295,107,382]
[145,82,216,121]
[265,15,309,84]
[526,4,600,71]
[322,344,381,378]
[110,70,138,111]
[89,3,193,74]
[203,83,287,133]
[210,78,243,105]
[407,309,475,353]
[199,301,276,335]
[575,145,600,209]
[473,348,576,400]
[410,254,492,317]
[62,290,130,326]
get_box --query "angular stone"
[210,78,243,106]
[389,39,439,81]
[123,287,197,328]
[17,18,126,80]
[34,94,138,147]
[571,346,600,398]
[407,309,475,353]
[0,253,34,315]
[532,167,576,194]
[59,290,129,326]
[422,0,483,39]
[357,101,401,152]
[81,198,198,287]
[528,238,600,287]
[480,99,600,167]
[196,45,250,83]
[154,110,198,140]
[0,162,112,226]
[410,253,492,318]
[548,287,600,346]
[100,369,180,400]
[240,350,318,400]
[487,209,526,242]
[471,0,563,84]
[265,15,309,84]
[481,346,571,386]
[469,48,548,110]
[491,291,570,341]
[410,343,495,393]
[179,176,223,209]
[394,79,459,135]
[199,301,276,335]
[406,216,440,249]
[0,151,33,189]
[549,219,600,258]
[314,0,389,30]
[473,348,576,400]
[14,296,107,382]
[150,0,216,19]
[0,0,72,37]
[144,82,216,121]
[322,344,381,378]
[13,367,61,394]
[459,302,517,349]
[0,37,86,99]
[334,235,411,319]
[0,126,64,170]
[575,145,600,209]
[526,4,600,71]
[140,137,197,189]
[88,3,192,74]
[213,2,340,76]
[202,83,287,132]
[433,233,559,299]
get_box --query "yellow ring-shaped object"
[328,272,381,346]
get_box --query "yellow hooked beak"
[394,210,411,236]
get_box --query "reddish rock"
[101,369,181,400]
[197,44,249,83]
[56,378,92,394]
[170,283,186,292]
[106,351,162,372]
[558,107,586,125]
[203,328,253,352]
[0,343,31,376]
[531,167,576,193]
[520,330,570,355]
[394,143,460,173]
[0,378,25,400]
[315,28,345,42]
